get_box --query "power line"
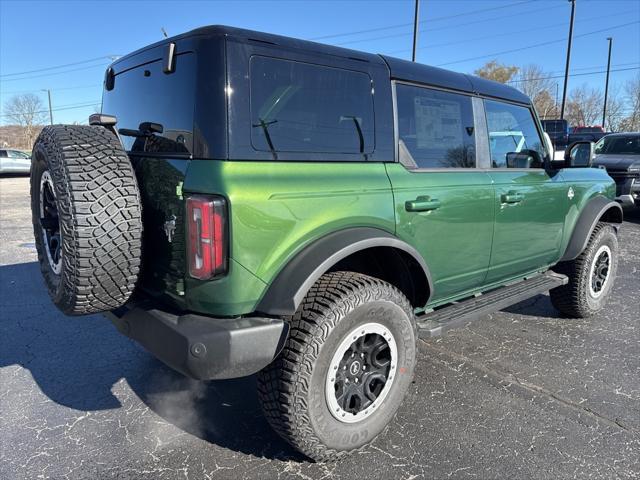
[510,66,640,84]
[0,56,119,78]
[382,8,639,55]
[0,84,102,96]
[309,0,535,41]
[0,62,110,83]
[339,3,567,48]
[436,20,639,67]
[0,100,101,118]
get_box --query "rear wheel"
[257,272,417,461]
[550,223,618,318]
[30,125,142,315]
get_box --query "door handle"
[501,191,524,204]
[405,196,441,212]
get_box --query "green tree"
[474,60,519,84]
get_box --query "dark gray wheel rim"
[326,323,397,423]
[589,245,611,298]
[39,171,62,274]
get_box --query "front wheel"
[550,223,618,318]
[257,272,417,461]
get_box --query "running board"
[417,271,568,338]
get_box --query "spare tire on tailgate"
[30,125,142,315]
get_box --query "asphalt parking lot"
[1,175,639,479]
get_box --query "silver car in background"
[0,149,31,174]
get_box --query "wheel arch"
[255,227,433,316]
[560,195,623,262]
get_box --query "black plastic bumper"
[105,302,288,380]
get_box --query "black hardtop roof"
[113,24,530,105]
[603,132,640,137]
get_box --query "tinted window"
[485,100,544,168]
[7,150,29,159]
[576,127,604,133]
[595,135,640,155]
[102,53,196,155]
[396,84,475,169]
[250,57,374,155]
[541,120,567,133]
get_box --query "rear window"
[101,53,196,155]
[249,56,375,155]
[541,120,567,133]
[575,127,603,133]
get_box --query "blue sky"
[1,0,638,125]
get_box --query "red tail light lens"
[186,195,227,280]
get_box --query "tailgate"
[132,157,188,301]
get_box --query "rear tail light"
[186,195,227,280]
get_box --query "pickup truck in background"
[569,125,607,144]
[541,119,570,150]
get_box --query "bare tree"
[618,74,640,132]
[603,86,625,132]
[474,60,519,84]
[514,64,558,119]
[565,85,603,126]
[3,93,48,148]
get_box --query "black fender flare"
[560,196,623,262]
[256,227,433,316]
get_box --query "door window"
[485,100,545,168]
[7,150,29,159]
[250,57,375,155]
[395,84,476,169]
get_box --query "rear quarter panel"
[184,160,395,315]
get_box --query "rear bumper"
[105,302,288,380]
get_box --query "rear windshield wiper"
[253,118,278,160]
[119,121,164,138]
[341,115,364,154]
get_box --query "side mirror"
[543,132,554,158]
[506,149,543,169]
[564,141,595,168]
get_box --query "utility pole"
[42,89,53,125]
[560,0,576,120]
[412,0,420,62]
[602,37,613,129]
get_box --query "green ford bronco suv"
[30,26,622,461]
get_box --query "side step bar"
[417,271,568,338]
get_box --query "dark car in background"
[569,125,607,144]
[0,149,31,174]
[541,119,570,150]
[593,133,640,208]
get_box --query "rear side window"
[485,100,545,168]
[395,84,476,169]
[249,57,374,155]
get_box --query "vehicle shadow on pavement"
[502,293,561,319]
[0,261,304,462]
[623,209,640,225]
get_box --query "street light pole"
[412,0,420,62]
[560,0,576,120]
[602,37,613,129]
[42,89,53,125]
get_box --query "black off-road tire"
[550,223,618,318]
[257,272,417,461]
[30,125,142,315]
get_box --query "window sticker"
[414,97,462,149]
